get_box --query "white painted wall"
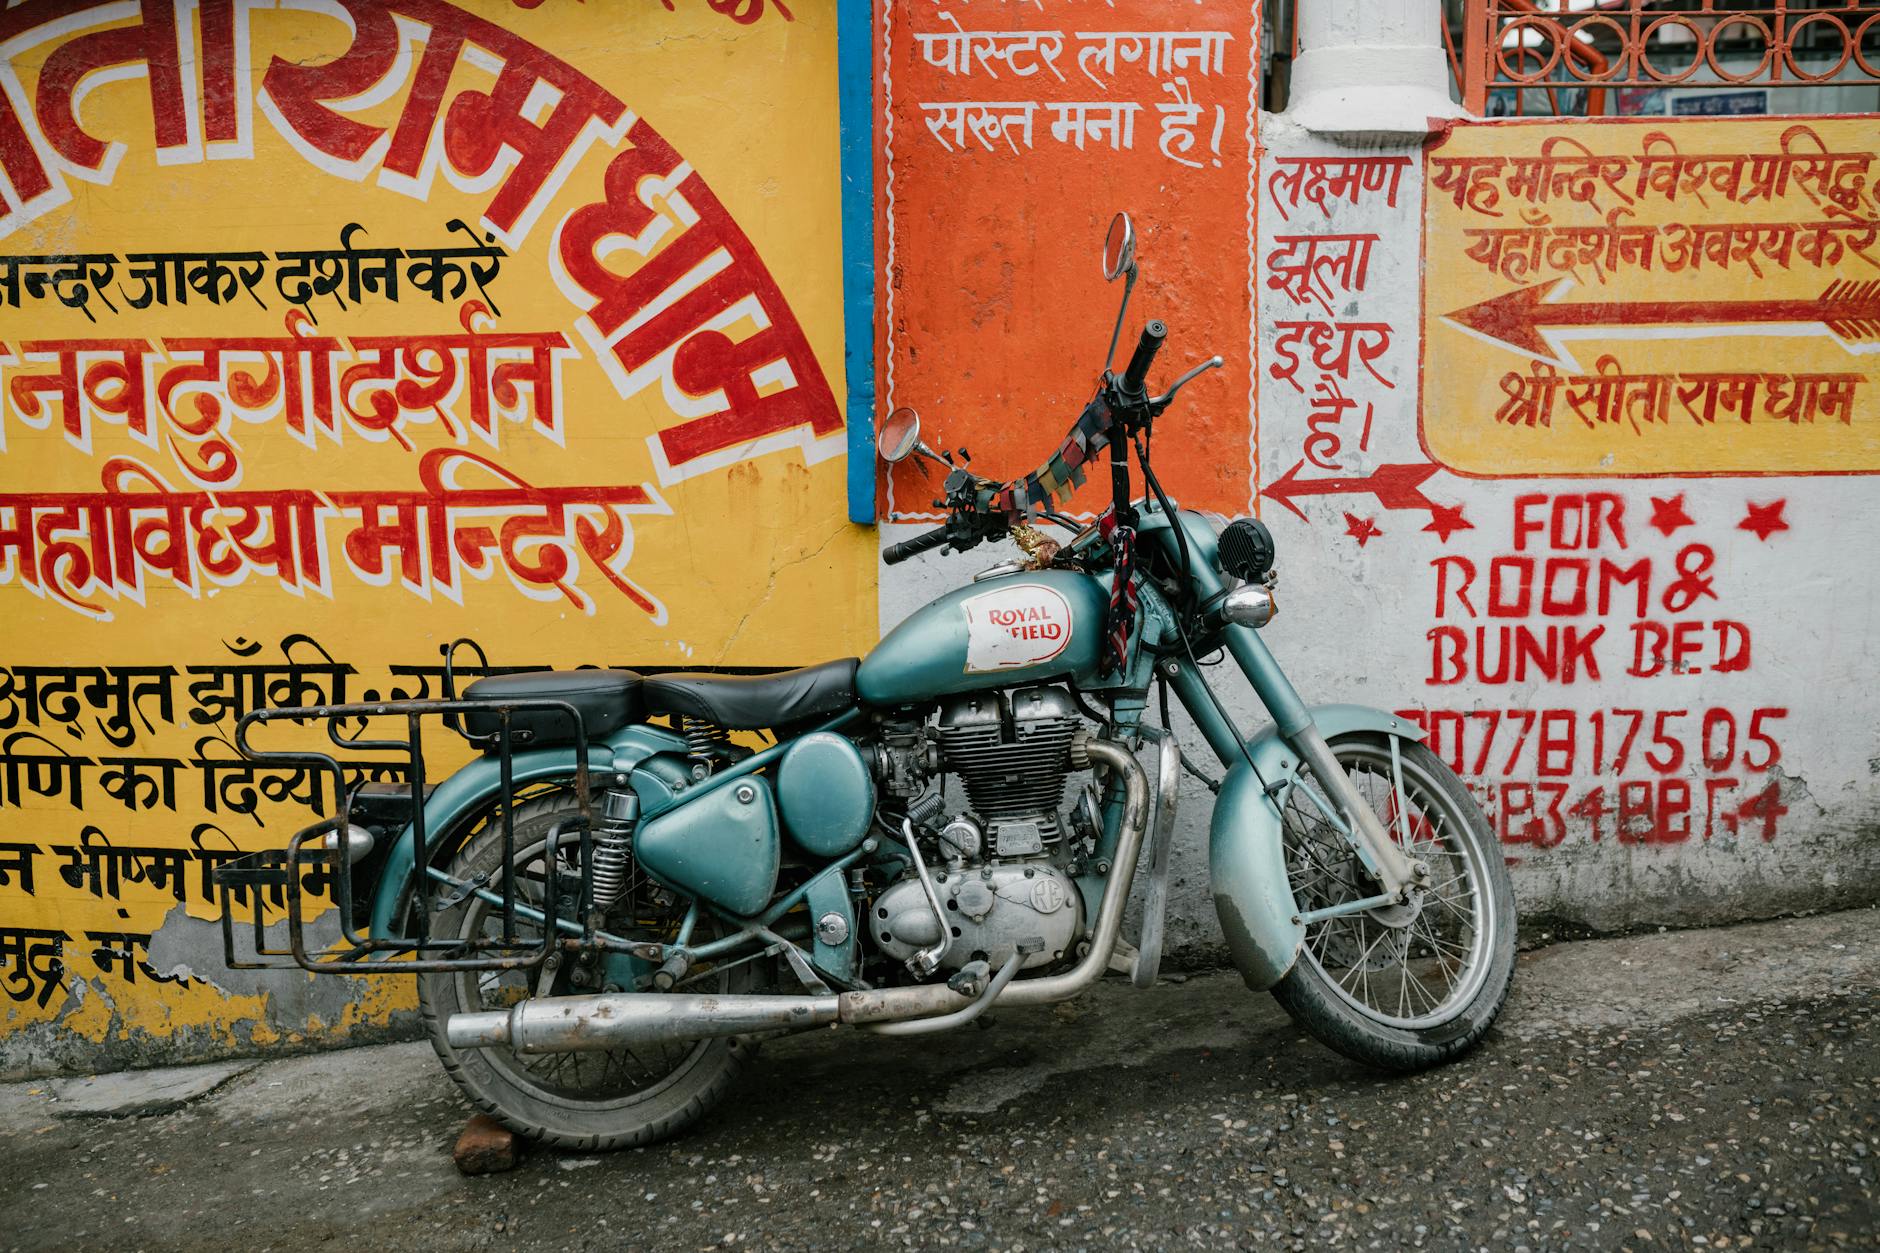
[1250,111,1879,938]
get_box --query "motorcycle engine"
[870,686,1086,972]
[935,686,1082,856]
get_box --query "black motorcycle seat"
[642,659,859,730]
[461,669,643,746]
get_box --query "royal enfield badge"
[961,584,1073,673]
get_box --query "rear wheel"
[417,791,752,1150]
[1270,734,1516,1071]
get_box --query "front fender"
[366,726,680,939]
[1210,703,1422,990]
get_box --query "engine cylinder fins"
[935,686,1082,846]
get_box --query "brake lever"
[1149,355,1224,410]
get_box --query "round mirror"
[1102,212,1135,282]
[877,406,922,464]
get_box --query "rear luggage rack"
[213,690,623,975]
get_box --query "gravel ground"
[1,910,1873,1252]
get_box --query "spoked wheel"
[417,791,753,1150]
[1270,733,1516,1071]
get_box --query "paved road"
[2,910,1874,1252]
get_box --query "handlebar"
[1121,320,1167,396]
[882,526,952,565]
[884,317,1179,566]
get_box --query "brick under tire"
[417,791,752,1151]
[1269,734,1517,1072]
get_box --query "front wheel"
[1270,733,1516,1071]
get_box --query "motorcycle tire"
[1269,733,1517,1072]
[417,790,752,1150]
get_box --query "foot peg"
[945,934,1041,999]
[947,960,991,998]
[866,939,1040,1038]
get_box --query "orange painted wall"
[876,3,1263,522]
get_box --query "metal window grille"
[1458,0,1880,117]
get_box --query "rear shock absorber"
[590,788,640,908]
[684,717,731,766]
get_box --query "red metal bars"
[1461,0,1880,116]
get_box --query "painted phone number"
[1401,705,1787,779]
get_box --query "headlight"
[1217,518,1276,582]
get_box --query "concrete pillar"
[1285,0,1467,137]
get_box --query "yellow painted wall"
[0,0,869,1074]
[1423,117,1880,476]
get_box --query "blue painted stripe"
[837,0,876,524]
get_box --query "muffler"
[448,993,840,1052]
[444,735,1150,1053]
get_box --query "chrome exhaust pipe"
[447,992,840,1053]
[444,735,1150,1052]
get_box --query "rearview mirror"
[1102,212,1135,282]
[877,406,922,464]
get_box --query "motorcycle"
[216,213,1516,1149]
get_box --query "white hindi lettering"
[1047,101,1141,152]
[914,12,1069,81]
[920,102,1041,154]
[912,17,1232,93]
[1074,30,1230,90]
[1155,77,1224,169]
[913,17,1232,164]
[919,101,1146,155]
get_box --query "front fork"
[1163,623,1427,900]
[1287,722,1427,897]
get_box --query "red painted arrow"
[1447,278,1880,358]
[1261,459,1440,521]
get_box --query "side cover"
[1210,704,1423,991]
[775,731,875,856]
[635,775,781,918]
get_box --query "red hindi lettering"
[557,119,842,471]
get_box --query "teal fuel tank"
[857,569,1110,706]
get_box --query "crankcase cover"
[870,861,1082,971]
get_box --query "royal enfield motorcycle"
[218,213,1515,1149]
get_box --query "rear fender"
[366,724,683,939]
[1211,703,1422,990]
